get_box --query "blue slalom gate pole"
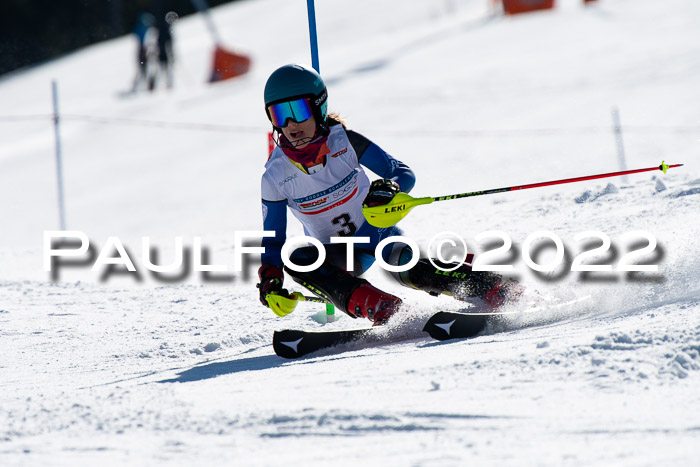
[306,0,333,318]
[306,0,320,73]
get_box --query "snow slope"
[0,0,699,465]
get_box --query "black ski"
[273,296,590,357]
[273,328,373,359]
[423,295,592,340]
[422,311,489,341]
[273,312,487,358]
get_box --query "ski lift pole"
[51,80,66,231]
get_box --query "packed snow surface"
[0,0,698,465]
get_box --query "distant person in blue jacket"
[130,12,156,93]
[257,64,521,324]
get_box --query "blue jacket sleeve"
[346,129,416,193]
[261,199,287,268]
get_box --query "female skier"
[257,64,519,324]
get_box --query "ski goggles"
[266,98,314,128]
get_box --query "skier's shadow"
[158,355,284,383]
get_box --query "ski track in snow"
[1,0,699,464]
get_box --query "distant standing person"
[130,12,156,93]
[152,11,177,90]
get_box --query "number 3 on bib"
[332,213,357,236]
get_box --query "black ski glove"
[363,179,401,207]
[256,264,287,307]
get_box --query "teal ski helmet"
[264,64,328,131]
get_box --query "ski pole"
[363,161,684,228]
[266,291,332,317]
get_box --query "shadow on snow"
[158,354,285,383]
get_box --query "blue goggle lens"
[267,98,314,128]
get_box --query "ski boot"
[395,254,523,311]
[284,254,401,324]
[346,283,402,325]
[482,279,524,311]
